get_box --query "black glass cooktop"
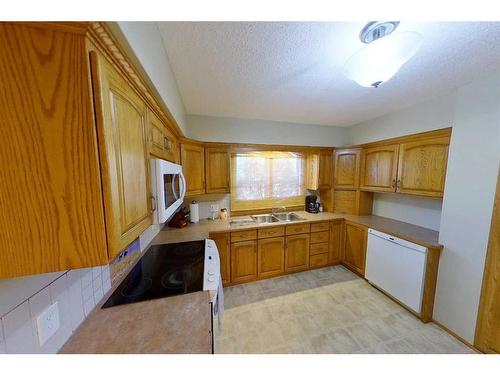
[102,240,205,308]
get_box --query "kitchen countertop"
[152,211,442,249]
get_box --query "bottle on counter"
[219,208,228,220]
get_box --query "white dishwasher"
[365,228,427,314]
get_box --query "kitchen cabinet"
[257,237,285,278]
[329,220,344,264]
[209,232,231,285]
[90,50,152,260]
[205,147,230,193]
[397,137,450,197]
[149,109,179,163]
[343,221,368,275]
[285,234,310,272]
[360,144,399,192]
[231,240,258,283]
[305,153,320,190]
[180,141,206,196]
[306,150,333,190]
[334,149,361,189]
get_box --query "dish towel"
[214,275,224,332]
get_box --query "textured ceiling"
[158,22,500,127]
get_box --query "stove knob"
[208,276,215,282]
[208,270,215,276]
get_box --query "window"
[230,151,306,212]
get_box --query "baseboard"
[432,319,482,353]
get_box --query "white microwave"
[150,158,186,224]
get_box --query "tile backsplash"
[0,265,111,354]
[183,193,230,220]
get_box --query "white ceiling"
[158,22,500,127]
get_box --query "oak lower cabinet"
[285,234,310,272]
[257,237,285,278]
[329,220,344,264]
[91,50,152,260]
[343,221,368,275]
[180,141,205,196]
[205,147,230,193]
[231,240,258,283]
[209,232,231,285]
[360,144,399,192]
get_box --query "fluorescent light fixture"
[343,22,423,88]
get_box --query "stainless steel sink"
[229,217,256,227]
[251,214,280,224]
[273,212,305,222]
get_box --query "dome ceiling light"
[343,21,423,88]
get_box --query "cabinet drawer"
[311,221,329,232]
[231,229,257,242]
[258,226,285,239]
[285,223,310,235]
[310,253,329,268]
[310,231,329,244]
[310,242,329,256]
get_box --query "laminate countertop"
[152,211,442,250]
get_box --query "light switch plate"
[36,302,60,347]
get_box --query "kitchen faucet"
[271,206,287,215]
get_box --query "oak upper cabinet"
[285,234,310,272]
[318,150,333,190]
[360,144,399,192]
[0,23,109,278]
[258,237,285,278]
[397,136,450,197]
[334,149,361,189]
[306,153,320,190]
[205,147,230,193]
[180,141,205,195]
[343,221,367,275]
[231,240,258,283]
[329,220,344,264]
[149,109,179,163]
[209,232,231,285]
[90,51,152,260]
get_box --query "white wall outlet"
[36,302,60,346]
[210,203,219,212]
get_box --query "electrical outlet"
[36,302,60,346]
[210,203,219,212]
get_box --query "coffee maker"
[305,195,320,213]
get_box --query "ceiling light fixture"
[343,21,423,88]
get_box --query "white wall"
[186,114,348,147]
[110,22,187,134]
[434,69,500,343]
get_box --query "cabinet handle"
[397,179,401,189]
[391,179,396,188]
[151,195,156,213]
[164,137,171,151]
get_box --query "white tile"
[92,266,102,281]
[80,268,93,290]
[66,271,85,331]
[92,274,102,293]
[0,318,6,354]
[82,284,93,302]
[29,287,60,353]
[93,286,104,304]
[2,301,36,353]
[49,276,73,350]
[83,296,96,317]
[101,266,112,294]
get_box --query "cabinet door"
[285,234,310,272]
[231,240,257,283]
[329,220,344,264]
[149,109,179,163]
[318,150,333,190]
[334,149,360,189]
[205,147,230,193]
[258,237,285,278]
[397,137,450,197]
[209,232,231,285]
[360,144,399,192]
[180,142,205,195]
[343,222,367,275]
[91,52,152,260]
[305,153,320,190]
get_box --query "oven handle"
[179,172,186,200]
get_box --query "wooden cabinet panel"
[329,220,344,264]
[334,149,360,189]
[397,137,450,197]
[258,237,285,278]
[305,153,320,190]
[231,240,257,283]
[180,142,205,196]
[311,221,330,232]
[285,234,310,272]
[318,150,333,190]
[333,190,357,214]
[231,229,257,242]
[91,51,152,260]
[343,222,367,275]
[209,232,231,285]
[360,144,399,192]
[205,147,230,193]
[310,242,329,256]
[285,223,310,235]
[258,226,285,239]
[0,24,108,278]
[310,231,329,244]
[149,109,179,163]
[310,253,329,268]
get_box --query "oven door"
[153,159,186,223]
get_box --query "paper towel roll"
[190,201,199,223]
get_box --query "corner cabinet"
[343,221,367,276]
[90,51,152,260]
[360,144,399,192]
[205,147,230,193]
[180,141,206,196]
[334,149,361,189]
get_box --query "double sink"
[230,212,306,227]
